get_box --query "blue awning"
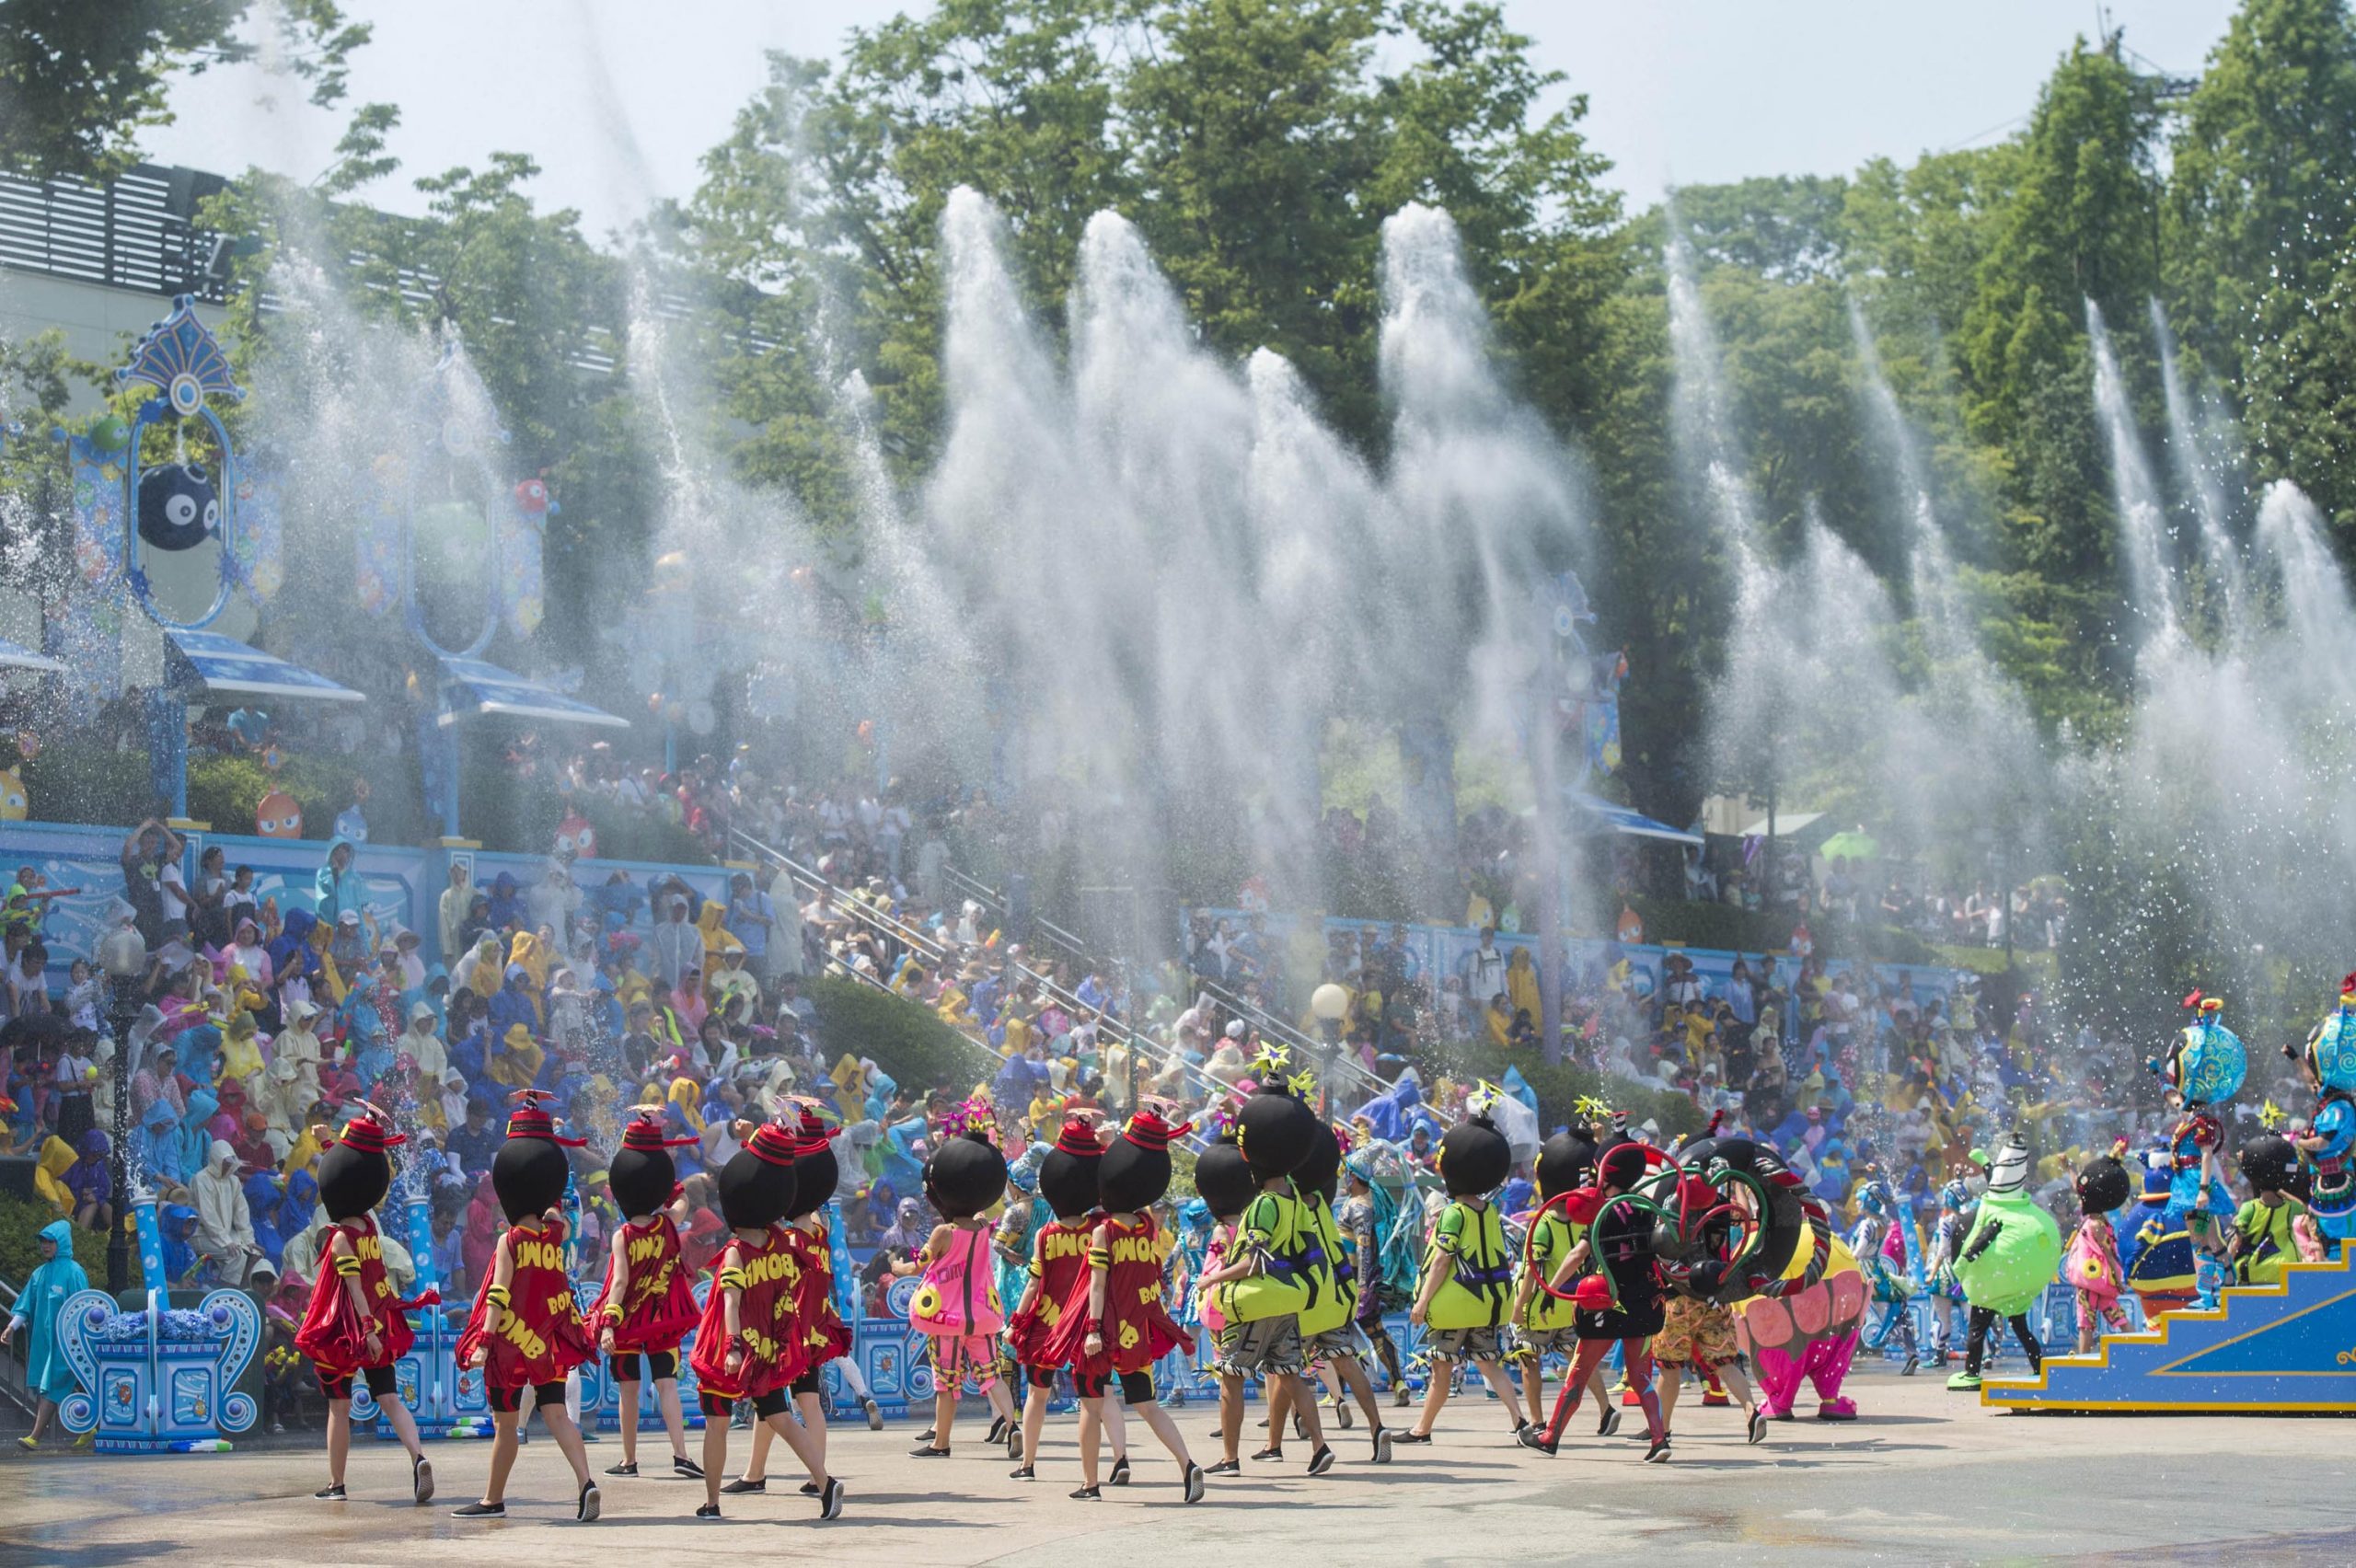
[164,628,363,702]
[1569,790,1704,847]
[435,654,628,729]
[0,636,64,674]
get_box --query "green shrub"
[17,742,154,827]
[187,750,428,843]
[0,1193,110,1286]
[804,975,999,1097]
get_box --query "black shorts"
[486,1379,568,1413]
[317,1363,398,1401]
[608,1349,678,1382]
[701,1387,789,1420]
[789,1368,821,1397]
[1073,1368,1155,1404]
[1024,1364,1058,1391]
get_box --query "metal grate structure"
[0,162,235,302]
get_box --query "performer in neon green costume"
[1946,1133,2061,1391]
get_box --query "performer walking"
[592,1109,702,1480]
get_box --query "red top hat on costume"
[1054,1115,1103,1158]
[744,1119,801,1167]
[793,1104,843,1152]
[620,1108,699,1151]
[504,1089,587,1147]
[334,1108,407,1152]
[1120,1109,1193,1153]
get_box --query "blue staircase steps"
[1983,1251,2356,1412]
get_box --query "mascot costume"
[1946,1132,2061,1391]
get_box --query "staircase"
[1982,1252,2356,1412]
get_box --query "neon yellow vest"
[1425,1199,1510,1331]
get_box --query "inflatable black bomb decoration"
[718,1120,802,1230]
[1039,1116,1106,1222]
[2074,1141,2132,1216]
[1438,1113,1511,1199]
[925,1126,1009,1221]
[1654,1134,1812,1305]
[137,462,219,552]
[1236,1058,1318,1184]
[2239,1132,2299,1193]
[1100,1110,1191,1215]
[609,1107,695,1218]
[1534,1126,1599,1203]
[1293,1118,1345,1207]
[491,1091,586,1225]
[785,1106,843,1222]
[1194,1128,1257,1221]
[317,1107,404,1222]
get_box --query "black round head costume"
[2239,1132,2298,1193]
[1194,1128,1256,1221]
[2075,1143,2132,1216]
[1646,1134,1812,1307]
[1438,1114,1511,1199]
[786,1106,842,1222]
[718,1120,802,1230]
[491,1091,587,1225]
[137,461,219,552]
[318,1110,404,1222]
[1294,1118,1346,1207]
[1534,1126,1599,1202]
[1101,1110,1192,1214]
[610,1108,694,1218]
[1236,1074,1318,1186]
[925,1127,1009,1221]
[1039,1116,1105,1222]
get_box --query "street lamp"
[98,915,146,1298]
[1310,983,1348,1116]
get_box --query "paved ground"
[6,1368,2355,1565]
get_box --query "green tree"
[0,0,369,182]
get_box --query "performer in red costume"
[453,1091,600,1521]
[591,1108,701,1481]
[294,1103,434,1505]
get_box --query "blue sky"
[147,0,2239,241]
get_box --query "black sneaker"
[1598,1405,1622,1437]
[1518,1427,1557,1456]
[1107,1455,1130,1486]
[1373,1427,1394,1464]
[1642,1436,1671,1464]
[818,1478,844,1522]
[578,1481,602,1522]
[1203,1458,1241,1476]
[694,1503,722,1521]
[862,1398,884,1432]
[1747,1409,1768,1446]
[1007,1424,1024,1461]
[919,1427,935,1444]
[1250,1447,1285,1462]
[411,1456,433,1505]
[1390,1429,1432,1445]
[909,1444,951,1458]
[721,1476,765,1493]
[1184,1463,1207,1504]
[312,1483,347,1502]
[452,1501,506,1518]
[1010,1465,1036,1481]
[799,1481,821,1495]
[985,1414,1009,1446]
[1069,1485,1102,1501]
[672,1455,704,1478]
[604,1461,639,1478]
[1307,1446,1336,1476]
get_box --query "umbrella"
[1818,827,1880,860]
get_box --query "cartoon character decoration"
[2150,991,2247,1110]
[490,1090,586,1224]
[910,1124,1008,1332]
[1738,1231,1867,1421]
[514,478,550,517]
[2065,1142,2132,1307]
[254,789,303,839]
[136,461,219,552]
[500,476,549,638]
[2302,974,2356,1095]
[1951,1133,2061,1315]
[333,780,370,846]
[0,767,26,822]
[553,810,596,862]
[715,1118,800,1232]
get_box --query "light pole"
[1310,983,1348,1118]
[98,917,147,1297]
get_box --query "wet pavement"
[4,1369,2351,1565]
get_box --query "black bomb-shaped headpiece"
[1236,1060,1318,1184]
[1039,1116,1106,1222]
[610,1108,695,1217]
[718,1121,802,1230]
[2239,1132,2299,1193]
[1293,1119,1345,1207]
[1194,1129,1257,1221]
[317,1109,404,1222]
[1534,1126,1599,1203]
[2074,1141,2131,1216]
[491,1091,586,1225]
[137,462,219,552]
[1101,1110,1192,1215]
[1438,1113,1512,1199]
[925,1127,1009,1221]
[786,1106,843,1222]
